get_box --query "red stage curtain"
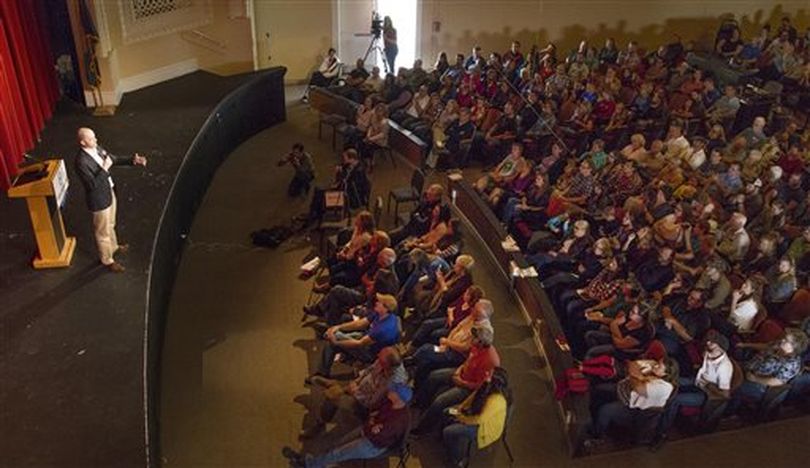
[0,0,58,189]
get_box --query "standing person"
[278,143,315,197]
[383,16,398,73]
[74,127,147,273]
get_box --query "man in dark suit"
[74,127,147,272]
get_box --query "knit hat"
[705,330,730,352]
[389,382,413,404]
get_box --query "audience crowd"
[286,13,810,466]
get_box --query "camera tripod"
[362,34,391,74]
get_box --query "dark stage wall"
[144,67,287,465]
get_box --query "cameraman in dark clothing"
[278,142,315,197]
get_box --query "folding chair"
[388,168,425,225]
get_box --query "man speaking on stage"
[74,127,147,273]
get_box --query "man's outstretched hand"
[133,153,148,166]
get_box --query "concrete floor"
[160,96,810,467]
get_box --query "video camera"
[371,11,383,39]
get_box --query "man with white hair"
[74,127,147,272]
[408,298,495,383]
[303,248,399,326]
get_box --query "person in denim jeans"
[442,367,512,466]
[412,326,500,435]
[728,329,807,414]
[283,383,412,468]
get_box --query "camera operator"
[278,142,315,197]
[383,16,398,73]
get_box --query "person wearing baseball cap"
[308,293,401,381]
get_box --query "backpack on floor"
[251,225,292,248]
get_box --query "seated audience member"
[590,358,677,442]
[300,346,407,438]
[526,219,593,272]
[309,294,401,379]
[389,184,445,245]
[341,58,370,102]
[475,142,528,196]
[413,325,500,435]
[762,256,798,313]
[729,328,807,413]
[440,106,477,168]
[397,204,452,256]
[660,332,734,436]
[442,367,511,466]
[656,286,711,366]
[343,95,376,147]
[477,101,518,165]
[718,278,761,334]
[695,264,732,312]
[408,285,485,349]
[306,149,369,222]
[504,172,551,241]
[283,383,412,468]
[715,212,750,264]
[411,254,475,318]
[545,159,596,218]
[303,47,340,102]
[583,299,654,360]
[316,211,375,291]
[363,66,384,94]
[737,116,769,150]
[304,248,398,326]
[359,103,391,165]
[409,299,495,382]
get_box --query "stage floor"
[0,71,254,466]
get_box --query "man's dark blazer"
[74,146,131,212]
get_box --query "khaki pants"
[92,192,118,265]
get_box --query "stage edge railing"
[142,67,287,467]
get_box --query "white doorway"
[335,0,419,75]
[375,0,418,72]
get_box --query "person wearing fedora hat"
[283,382,412,468]
[412,323,500,436]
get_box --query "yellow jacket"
[454,393,507,449]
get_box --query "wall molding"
[119,58,200,94]
[85,58,200,107]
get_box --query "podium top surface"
[8,159,66,199]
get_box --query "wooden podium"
[8,159,76,269]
